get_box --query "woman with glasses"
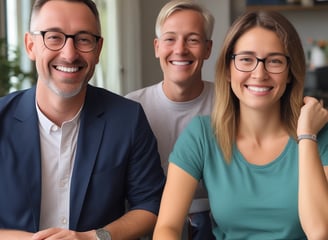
[153,10,328,240]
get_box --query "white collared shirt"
[36,104,81,230]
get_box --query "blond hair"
[155,0,214,40]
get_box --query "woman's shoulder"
[187,115,211,129]
[179,115,214,143]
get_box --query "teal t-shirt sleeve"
[318,123,328,166]
[169,116,207,181]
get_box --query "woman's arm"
[298,96,328,239]
[153,163,198,240]
[0,229,33,240]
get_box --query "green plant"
[0,38,35,96]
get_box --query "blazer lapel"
[12,87,42,231]
[69,86,105,229]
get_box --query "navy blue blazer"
[0,85,165,232]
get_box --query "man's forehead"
[31,1,99,33]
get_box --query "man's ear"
[204,39,213,60]
[24,32,36,61]
[95,37,104,64]
[154,38,159,59]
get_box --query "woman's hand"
[297,96,328,136]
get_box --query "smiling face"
[154,9,212,86]
[230,27,290,112]
[25,0,103,99]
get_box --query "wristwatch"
[95,228,112,240]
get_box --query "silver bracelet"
[297,134,317,143]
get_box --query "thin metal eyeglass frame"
[231,53,290,74]
[30,31,101,53]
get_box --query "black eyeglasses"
[231,53,290,74]
[31,31,101,53]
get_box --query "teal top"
[170,116,328,240]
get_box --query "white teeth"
[171,61,190,66]
[247,86,270,92]
[56,66,79,73]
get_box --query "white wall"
[198,0,230,82]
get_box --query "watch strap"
[95,228,112,240]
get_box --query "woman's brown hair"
[211,10,305,163]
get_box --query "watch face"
[96,228,111,240]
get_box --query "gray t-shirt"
[126,80,214,202]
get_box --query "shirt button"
[51,125,59,132]
[59,178,68,188]
[61,217,67,225]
